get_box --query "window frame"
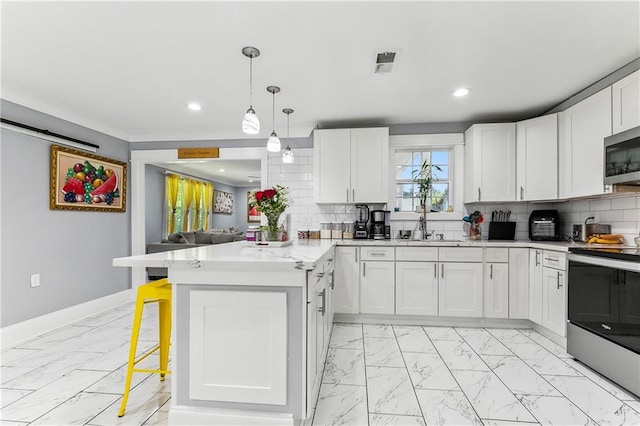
[388,134,464,221]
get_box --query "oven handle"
[567,253,640,273]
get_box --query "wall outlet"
[30,273,40,288]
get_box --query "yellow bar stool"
[118,278,172,417]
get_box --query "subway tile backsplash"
[268,149,640,245]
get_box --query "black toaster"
[529,210,561,241]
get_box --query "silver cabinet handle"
[346,188,349,202]
[520,186,524,200]
[317,272,325,278]
[477,187,481,201]
[441,263,444,279]
[489,264,494,279]
[363,262,366,277]
[318,289,326,315]
[545,257,559,263]
[355,249,358,262]
[535,250,540,266]
[370,252,386,257]
[352,189,355,202]
[433,264,437,279]
[557,271,563,289]
[329,271,334,289]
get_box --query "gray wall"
[211,181,240,229]
[0,101,131,327]
[145,164,165,245]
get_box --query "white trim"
[390,133,464,147]
[169,405,294,426]
[0,289,134,349]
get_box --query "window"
[165,174,213,235]
[395,149,450,212]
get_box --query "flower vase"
[265,213,281,241]
[469,222,481,240]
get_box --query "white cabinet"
[438,248,483,317]
[464,123,516,203]
[559,87,612,198]
[541,251,567,337]
[529,249,543,325]
[314,127,389,203]
[334,247,359,314]
[516,114,558,201]
[612,70,640,133]
[360,247,395,314]
[396,262,438,316]
[508,248,529,319]
[484,248,509,319]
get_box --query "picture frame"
[50,144,127,212]
[213,189,233,214]
[247,191,261,222]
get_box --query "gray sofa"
[146,229,244,279]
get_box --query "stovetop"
[569,247,640,262]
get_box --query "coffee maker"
[371,210,386,240]
[354,205,369,239]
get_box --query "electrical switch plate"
[30,273,40,288]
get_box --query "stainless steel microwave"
[604,126,640,185]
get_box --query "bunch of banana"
[586,234,624,244]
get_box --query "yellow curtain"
[203,182,213,230]
[182,178,195,232]
[166,174,180,235]
[192,182,203,231]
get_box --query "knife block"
[488,222,516,240]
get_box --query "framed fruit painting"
[50,144,127,212]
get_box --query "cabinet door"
[351,128,389,203]
[438,262,483,317]
[529,249,543,325]
[612,70,640,133]
[484,263,509,319]
[313,129,351,203]
[306,290,319,411]
[360,261,395,314]
[465,123,516,202]
[516,114,558,201]
[396,261,438,315]
[542,267,567,337]
[508,248,529,319]
[558,87,612,198]
[334,247,359,314]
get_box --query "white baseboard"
[169,405,294,426]
[0,289,134,349]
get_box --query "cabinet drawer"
[542,250,566,270]
[485,248,509,263]
[395,247,438,262]
[360,246,395,261]
[439,247,482,262]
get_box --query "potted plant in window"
[413,161,441,239]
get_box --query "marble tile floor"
[2,305,640,426]
[313,323,640,426]
[1,302,170,426]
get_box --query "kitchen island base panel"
[169,405,295,426]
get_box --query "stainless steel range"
[567,247,640,397]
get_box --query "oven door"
[568,253,640,354]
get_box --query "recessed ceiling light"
[219,169,225,172]
[187,102,202,111]
[249,179,254,183]
[453,88,471,97]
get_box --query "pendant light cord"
[249,56,253,108]
[287,112,290,138]
[272,91,275,131]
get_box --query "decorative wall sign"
[214,190,234,214]
[177,147,220,159]
[50,144,126,212]
[247,191,261,222]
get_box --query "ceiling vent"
[374,51,396,74]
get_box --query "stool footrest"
[133,368,172,375]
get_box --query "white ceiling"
[1,1,639,143]
[158,159,261,187]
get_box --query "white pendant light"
[241,47,260,134]
[282,108,294,163]
[266,86,281,152]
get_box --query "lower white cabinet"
[360,260,395,314]
[396,261,438,315]
[508,248,530,319]
[529,249,544,325]
[334,247,359,314]
[542,264,567,337]
[306,283,323,411]
[484,262,509,318]
[439,262,483,317]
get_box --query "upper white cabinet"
[558,87,612,199]
[612,70,640,134]
[314,127,389,203]
[464,123,517,203]
[516,114,558,201]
